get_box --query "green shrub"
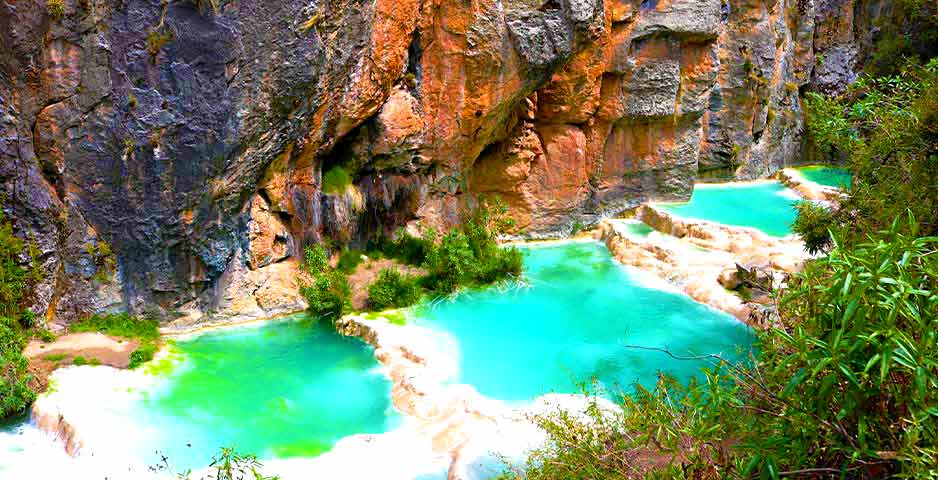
[72,355,87,366]
[336,248,363,273]
[145,29,172,58]
[792,201,835,254]
[70,313,159,341]
[423,198,522,292]
[129,343,157,369]
[46,0,65,19]
[34,328,56,343]
[300,245,351,323]
[321,165,352,195]
[0,320,34,418]
[0,212,43,419]
[0,214,42,320]
[423,230,475,293]
[43,353,66,362]
[367,228,436,266]
[803,57,938,244]
[367,268,420,311]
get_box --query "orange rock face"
[6,0,879,323]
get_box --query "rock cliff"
[0,0,888,325]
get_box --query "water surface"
[414,241,753,403]
[139,316,400,469]
[796,165,852,189]
[658,181,798,237]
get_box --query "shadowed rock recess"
[1,0,886,326]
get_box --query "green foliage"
[146,29,173,58]
[299,245,351,323]
[0,212,43,419]
[0,319,35,419]
[423,198,522,293]
[46,0,65,19]
[792,201,835,255]
[803,57,938,246]
[509,217,938,479]
[367,268,420,311]
[43,353,66,362]
[367,228,436,266]
[336,248,363,274]
[70,313,159,341]
[157,446,279,480]
[321,166,352,195]
[0,215,42,321]
[34,327,56,343]
[72,355,88,366]
[129,343,156,369]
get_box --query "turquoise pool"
[414,241,754,403]
[658,181,799,237]
[136,316,400,470]
[796,165,852,189]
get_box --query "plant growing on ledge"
[299,245,351,323]
[46,0,65,20]
[321,165,352,195]
[367,268,420,311]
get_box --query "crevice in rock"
[405,30,422,98]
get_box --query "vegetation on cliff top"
[504,50,938,479]
[300,198,522,323]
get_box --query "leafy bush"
[0,214,42,321]
[423,230,476,293]
[367,268,420,311]
[423,198,522,293]
[792,201,835,254]
[299,245,351,323]
[367,228,436,266]
[0,319,35,418]
[0,212,43,419]
[321,165,352,195]
[129,343,157,369]
[803,57,938,247]
[72,355,88,366]
[70,313,159,341]
[46,0,65,19]
[336,248,363,273]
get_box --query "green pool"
[136,316,400,470]
[796,165,852,189]
[658,181,799,237]
[414,241,754,403]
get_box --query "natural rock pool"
[413,241,754,403]
[4,242,757,479]
[794,165,852,189]
[2,317,399,477]
[657,181,800,237]
[139,318,400,470]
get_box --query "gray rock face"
[0,0,891,326]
